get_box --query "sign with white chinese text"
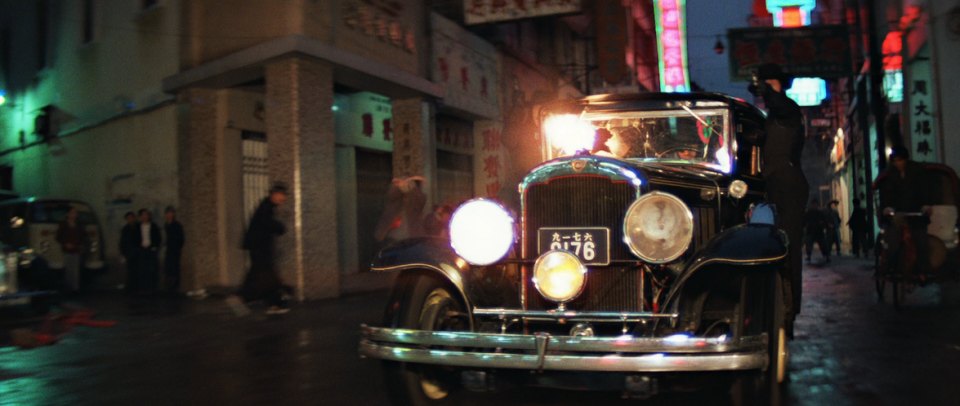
[464,0,581,25]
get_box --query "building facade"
[1,0,654,299]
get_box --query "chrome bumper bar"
[359,325,768,373]
[472,307,678,322]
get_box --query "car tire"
[731,273,787,406]
[383,274,468,406]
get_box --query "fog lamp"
[449,199,515,266]
[533,250,587,303]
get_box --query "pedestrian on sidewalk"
[56,207,87,292]
[229,183,291,316]
[163,206,185,293]
[848,199,868,258]
[827,200,842,256]
[803,199,829,263]
[136,209,162,294]
[120,212,139,292]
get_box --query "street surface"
[2,256,960,405]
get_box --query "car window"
[544,108,732,173]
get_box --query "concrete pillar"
[265,57,339,300]
[177,88,228,291]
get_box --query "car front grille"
[522,175,640,311]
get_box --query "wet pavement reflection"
[2,256,960,405]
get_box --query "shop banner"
[464,0,581,25]
[906,54,938,162]
[727,25,851,81]
[334,92,394,152]
[431,14,500,119]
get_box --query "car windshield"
[543,108,732,172]
[31,201,97,224]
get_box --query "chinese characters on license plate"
[537,227,610,265]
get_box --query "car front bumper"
[359,325,768,373]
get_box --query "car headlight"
[623,191,694,263]
[449,199,515,266]
[533,250,587,303]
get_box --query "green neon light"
[653,0,691,93]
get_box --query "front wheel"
[383,274,469,406]
[732,273,787,406]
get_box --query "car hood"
[521,155,724,193]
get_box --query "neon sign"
[654,0,690,93]
[766,0,816,27]
[785,77,827,106]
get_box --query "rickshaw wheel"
[874,240,886,303]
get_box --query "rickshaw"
[873,163,960,308]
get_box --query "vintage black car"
[360,93,790,404]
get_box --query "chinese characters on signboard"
[464,0,581,25]
[908,57,937,162]
[727,25,851,81]
[431,14,499,119]
[334,92,394,152]
[654,0,690,92]
[476,122,503,198]
[342,0,416,54]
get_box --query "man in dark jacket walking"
[120,212,139,293]
[750,63,809,334]
[848,199,868,258]
[803,200,829,263]
[136,209,162,293]
[163,207,185,293]
[229,183,290,315]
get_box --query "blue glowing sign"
[785,77,827,106]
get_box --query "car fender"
[664,223,788,307]
[371,237,473,320]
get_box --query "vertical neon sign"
[654,0,690,93]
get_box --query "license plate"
[537,227,610,265]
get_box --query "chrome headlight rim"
[448,198,516,266]
[532,250,588,304]
[622,191,694,264]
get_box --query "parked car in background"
[360,93,791,404]
[0,198,106,292]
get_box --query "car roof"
[543,92,765,121]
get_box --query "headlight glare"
[623,191,694,263]
[533,250,587,303]
[449,199,515,265]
